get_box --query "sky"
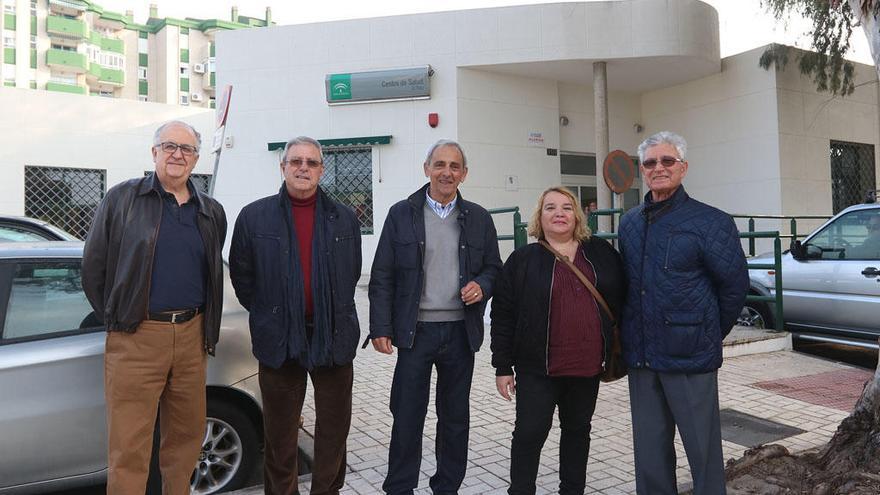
[95,0,873,65]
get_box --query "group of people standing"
[82,120,748,495]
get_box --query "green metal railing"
[488,207,528,248]
[732,214,831,256]
[587,208,625,233]
[742,231,784,331]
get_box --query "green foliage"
[760,0,869,95]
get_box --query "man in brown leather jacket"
[82,120,227,495]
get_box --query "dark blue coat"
[368,184,503,351]
[617,187,748,373]
[229,186,362,369]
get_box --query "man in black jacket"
[229,136,362,495]
[82,120,227,495]
[368,139,502,495]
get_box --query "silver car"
[745,202,880,347]
[0,242,263,494]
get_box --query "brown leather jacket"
[82,174,227,354]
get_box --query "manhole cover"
[719,408,805,447]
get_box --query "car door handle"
[862,267,880,276]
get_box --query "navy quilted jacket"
[618,187,748,373]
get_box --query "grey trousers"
[628,368,726,495]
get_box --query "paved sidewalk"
[232,285,865,494]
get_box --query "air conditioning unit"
[190,92,203,102]
[192,63,205,74]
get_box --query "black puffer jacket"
[82,174,227,354]
[490,237,625,376]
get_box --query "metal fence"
[831,140,875,214]
[25,166,106,240]
[321,146,373,234]
[143,171,212,196]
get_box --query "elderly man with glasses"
[230,136,362,495]
[82,120,227,494]
[617,131,748,495]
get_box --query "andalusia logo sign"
[329,74,352,100]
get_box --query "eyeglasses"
[642,156,684,169]
[157,141,199,156]
[283,157,323,169]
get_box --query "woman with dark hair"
[490,186,625,495]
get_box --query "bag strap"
[538,240,615,324]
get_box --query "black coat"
[490,237,626,376]
[229,185,362,369]
[368,183,503,351]
[82,174,227,354]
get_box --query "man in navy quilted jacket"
[618,131,748,495]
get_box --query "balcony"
[47,15,87,40]
[46,49,87,73]
[100,37,124,54]
[86,63,124,86]
[99,67,124,85]
[46,81,86,95]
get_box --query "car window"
[808,209,880,260]
[0,225,50,242]
[2,261,101,340]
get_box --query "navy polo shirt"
[148,177,208,313]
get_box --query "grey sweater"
[418,203,465,322]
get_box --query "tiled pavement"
[231,285,867,494]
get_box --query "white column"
[593,61,611,232]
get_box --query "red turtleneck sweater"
[291,192,316,316]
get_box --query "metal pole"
[790,218,797,242]
[593,61,611,233]
[748,218,755,256]
[774,236,784,331]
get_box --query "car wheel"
[190,399,260,494]
[737,302,774,330]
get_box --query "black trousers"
[509,372,600,495]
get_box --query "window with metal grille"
[25,166,105,240]
[143,171,212,196]
[320,146,373,234]
[831,140,876,213]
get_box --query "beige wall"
[0,87,213,216]
[775,50,879,222]
[641,47,782,217]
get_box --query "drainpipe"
[231,6,238,23]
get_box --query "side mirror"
[790,240,805,260]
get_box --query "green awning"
[267,135,392,151]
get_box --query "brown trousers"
[259,360,353,495]
[104,315,206,495]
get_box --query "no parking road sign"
[603,150,636,194]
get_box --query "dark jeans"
[383,321,475,495]
[259,360,353,495]
[509,372,600,495]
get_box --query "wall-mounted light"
[428,113,439,128]
[559,115,570,127]
[634,123,644,133]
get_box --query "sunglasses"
[642,156,684,169]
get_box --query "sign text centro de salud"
[325,66,431,104]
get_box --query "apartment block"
[0,0,271,107]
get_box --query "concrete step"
[723,325,791,358]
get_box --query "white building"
[212,0,879,267]
[0,86,214,238]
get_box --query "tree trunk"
[848,1,880,78]
[726,343,880,493]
